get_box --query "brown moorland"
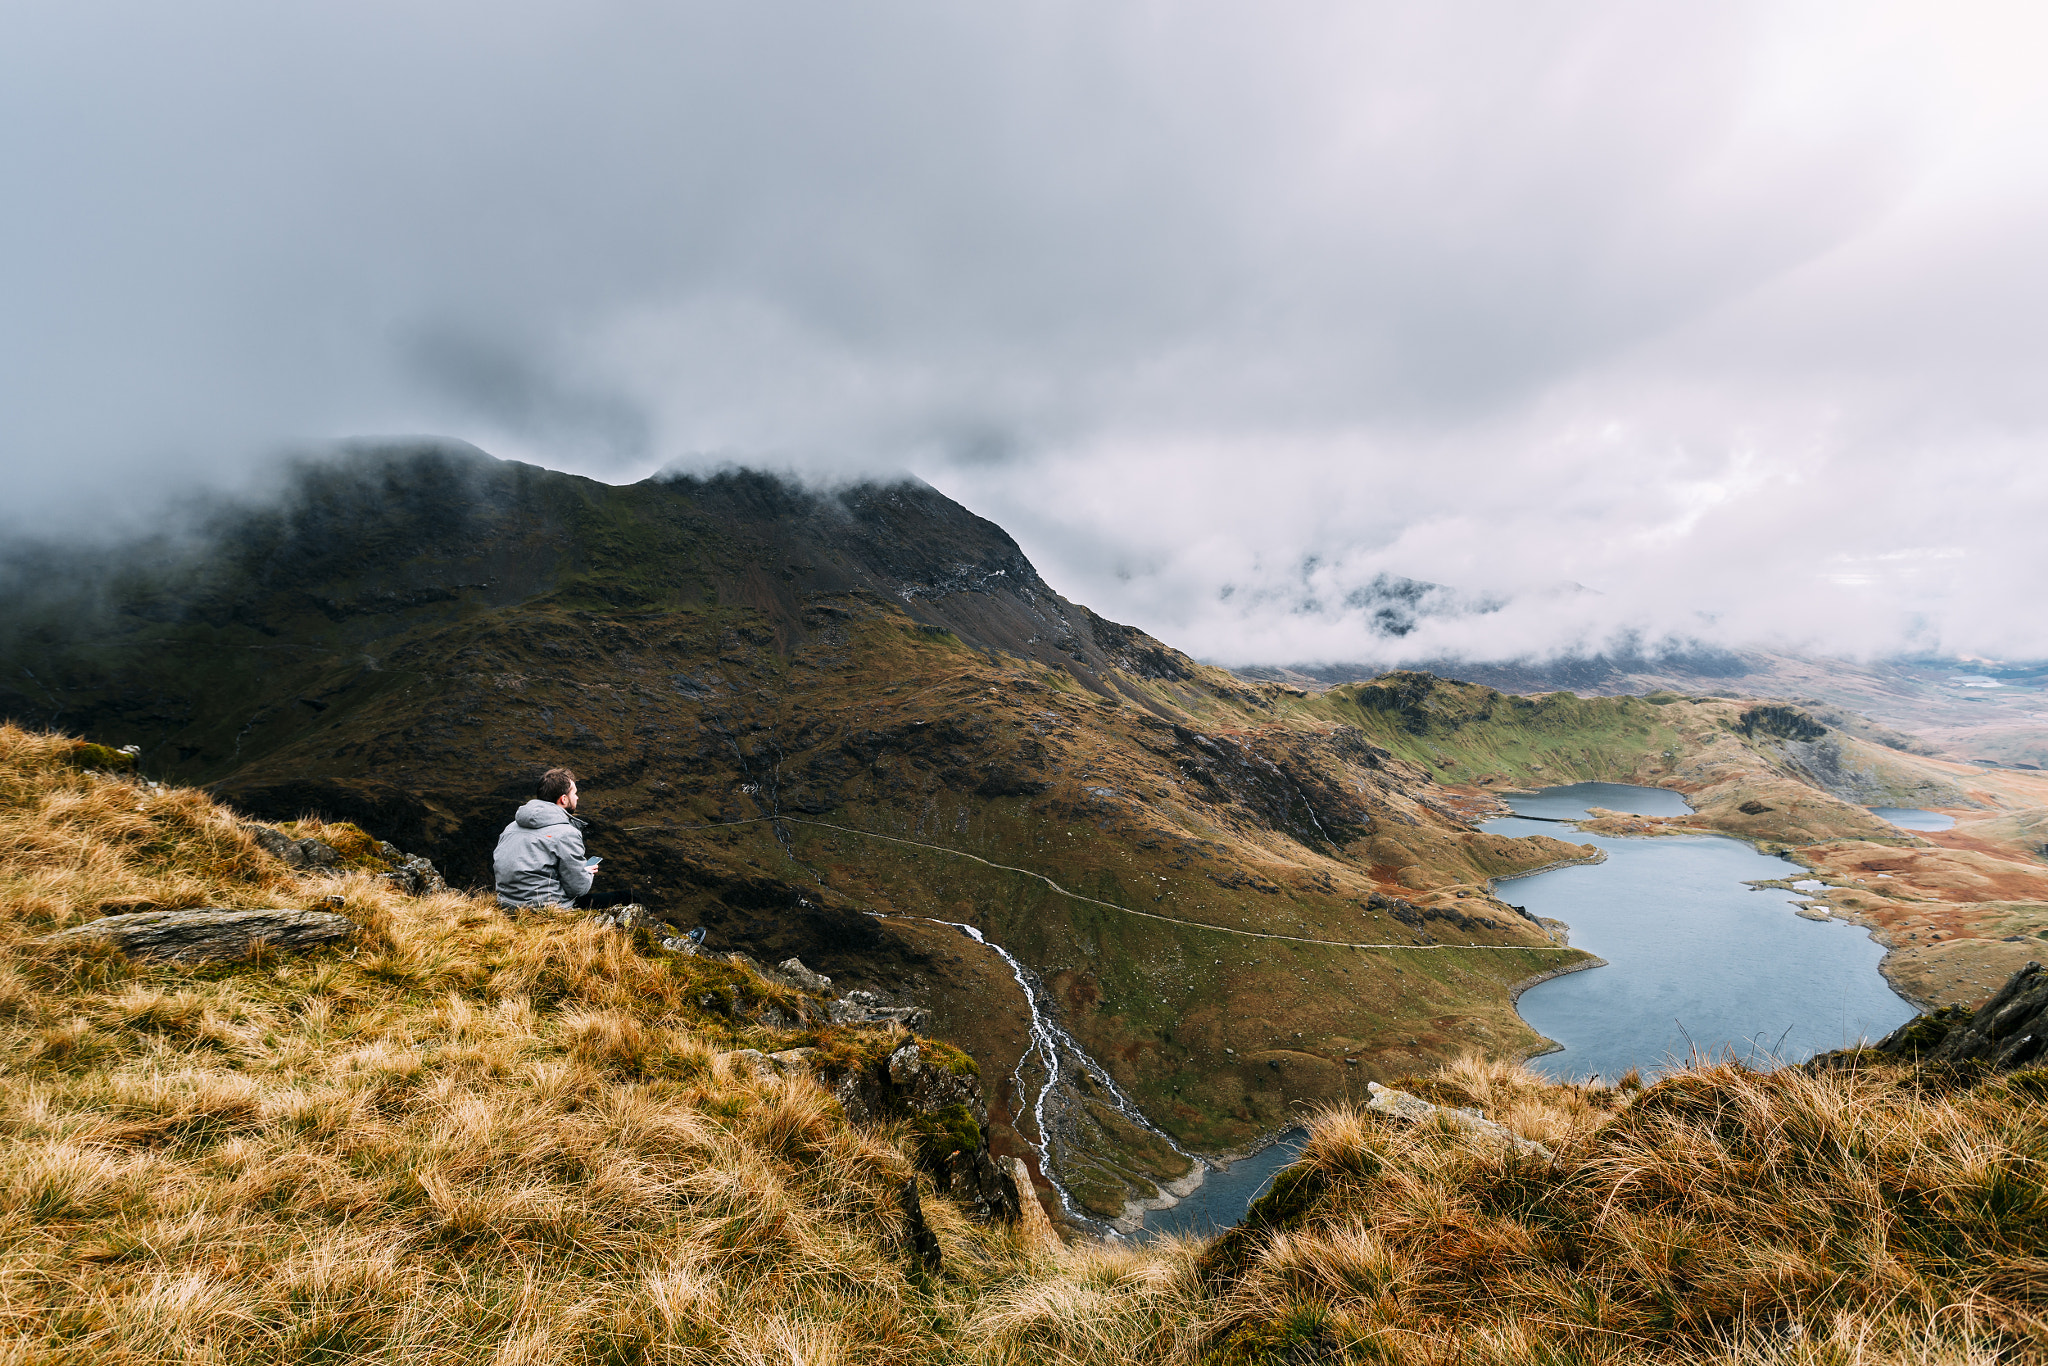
[6,724,2048,1365]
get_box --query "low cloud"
[3,2,2045,663]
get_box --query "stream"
[1488,783,1917,1081]
[923,918,1195,1234]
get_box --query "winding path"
[625,814,1584,955]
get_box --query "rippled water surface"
[1490,785,1916,1081]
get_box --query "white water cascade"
[919,916,1196,1228]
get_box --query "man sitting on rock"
[493,767,600,912]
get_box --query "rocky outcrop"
[374,841,448,894]
[776,957,832,992]
[1867,961,2046,1071]
[831,1038,1023,1224]
[37,907,356,963]
[727,1034,1025,1227]
[243,823,448,893]
[828,989,931,1032]
[1739,705,1828,743]
[246,824,344,870]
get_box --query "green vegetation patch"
[1313,671,1683,785]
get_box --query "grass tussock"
[970,1056,2048,1364]
[5,722,2045,1364]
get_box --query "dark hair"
[537,767,578,803]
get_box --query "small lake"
[1871,807,1955,832]
[1490,784,1917,1082]
[1134,781,1921,1238]
[1139,1129,1307,1241]
[1505,781,1695,821]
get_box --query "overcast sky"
[5,2,2046,665]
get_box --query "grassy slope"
[7,729,2044,1365]
[981,1057,2048,1366]
[0,726,1042,1363]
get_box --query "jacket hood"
[514,799,573,830]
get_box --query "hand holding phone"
[585,856,603,871]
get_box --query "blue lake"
[1137,780,1921,1236]
[1870,807,1955,832]
[1490,784,1917,1082]
[1504,781,1695,821]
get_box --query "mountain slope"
[0,444,1586,1221]
[8,724,2042,1365]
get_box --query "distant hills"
[1240,648,2048,770]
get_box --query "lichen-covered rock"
[829,989,930,1032]
[822,1037,1021,1225]
[37,908,356,963]
[589,903,657,932]
[1871,961,2046,1071]
[767,1047,820,1077]
[777,957,832,992]
[387,854,447,895]
[725,1049,773,1077]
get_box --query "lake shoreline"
[1507,955,1609,1061]
[1484,785,1915,1081]
[1127,1122,1311,1239]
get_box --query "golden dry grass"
[0,726,1043,1364]
[5,723,2045,1365]
[968,1055,2048,1365]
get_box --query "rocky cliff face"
[0,441,1577,1219]
[1866,961,2047,1072]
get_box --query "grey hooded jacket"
[493,799,595,909]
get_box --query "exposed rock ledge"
[1863,961,2046,1071]
[37,908,356,962]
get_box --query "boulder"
[777,957,832,992]
[38,908,356,963]
[589,903,658,932]
[386,854,447,895]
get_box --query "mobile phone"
[585,857,603,868]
